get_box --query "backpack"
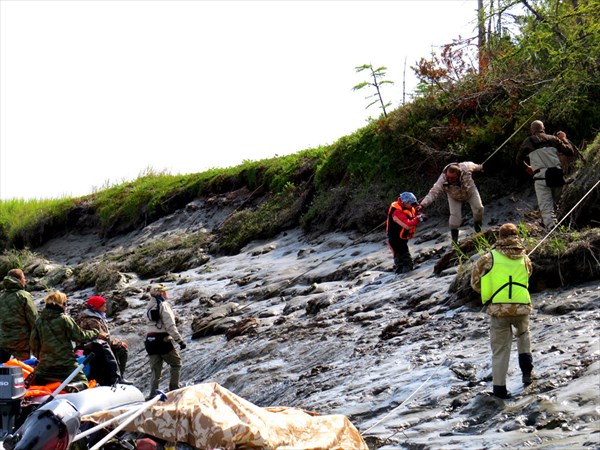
[148,296,163,323]
[545,167,566,187]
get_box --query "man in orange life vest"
[386,192,423,274]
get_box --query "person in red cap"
[77,295,129,383]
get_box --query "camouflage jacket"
[77,308,125,348]
[0,275,38,356]
[31,305,100,379]
[471,235,533,317]
[420,162,483,206]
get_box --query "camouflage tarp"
[83,382,368,450]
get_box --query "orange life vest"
[386,202,417,240]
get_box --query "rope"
[480,82,566,167]
[527,177,600,256]
[187,221,387,339]
[185,182,266,233]
[362,335,466,435]
[361,171,598,438]
[481,109,539,165]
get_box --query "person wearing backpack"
[470,223,534,399]
[145,284,186,398]
[517,120,576,229]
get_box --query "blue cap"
[399,192,418,204]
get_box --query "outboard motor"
[0,366,26,436]
[3,398,81,450]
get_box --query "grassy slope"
[0,103,598,256]
[2,1,599,254]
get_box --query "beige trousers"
[490,315,531,386]
[534,180,562,228]
[447,189,484,230]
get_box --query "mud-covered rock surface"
[17,188,600,449]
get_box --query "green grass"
[1,14,599,254]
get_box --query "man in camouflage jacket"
[30,291,107,386]
[471,223,534,399]
[420,161,484,243]
[0,269,38,362]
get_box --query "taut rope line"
[528,178,600,256]
[481,109,539,165]
[362,335,466,435]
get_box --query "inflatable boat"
[0,364,145,450]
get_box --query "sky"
[0,0,480,200]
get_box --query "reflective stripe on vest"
[480,250,530,305]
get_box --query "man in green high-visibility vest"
[471,223,534,399]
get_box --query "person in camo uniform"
[30,291,108,388]
[0,268,38,362]
[419,161,485,244]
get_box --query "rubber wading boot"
[398,265,412,274]
[474,221,482,233]
[519,353,534,385]
[493,385,511,399]
[393,254,402,273]
[451,229,459,244]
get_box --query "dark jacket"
[516,132,575,174]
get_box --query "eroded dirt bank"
[26,189,600,449]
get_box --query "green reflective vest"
[480,250,530,305]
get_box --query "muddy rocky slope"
[21,184,600,449]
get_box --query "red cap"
[87,295,106,310]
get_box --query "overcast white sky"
[0,0,479,200]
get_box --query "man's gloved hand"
[178,341,187,350]
[417,213,427,222]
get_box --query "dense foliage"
[1,0,598,254]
